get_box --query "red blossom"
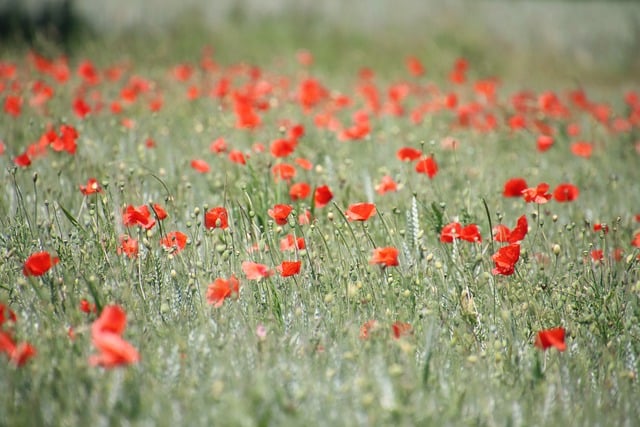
[415,156,439,178]
[522,183,552,204]
[534,327,566,352]
[242,261,273,281]
[204,207,229,230]
[268,204,293,225]
[491,243,520,276]
[503,178,528,198]
[160,231,187,253]
[345,203,376,221]
[369,247,399,267]
[206,276,240,308]
[314,185,333,208]
[278,260,302,277]
[23,251,59,276]
[553,183,579,202]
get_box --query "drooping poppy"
[278,260,302,277]
[206,276,240,307]
[204,207,229,230]
[494,215,528,243]
[491,243,521,276]
[553,183,579,202]
[314,185,333,208]
[415,156,439,178]
[23,251,59,276]
[534,327,566,352]
[242,261,273,281]
[268,204,293,225]
[369,247,399,267]
[228,150,246,165]
[522,183,552,204]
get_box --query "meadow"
[1,14,640,426]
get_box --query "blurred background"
[1,0,639,86]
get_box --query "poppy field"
[1,22,640,426]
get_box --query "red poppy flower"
[206,276,240,307]
[536,135,554,152]
[242,261,273,281]
[491,243,520,276]
[0,333,36,367]
[289,182,311,201]
[4,95,22,117]
[590,249,604,262]
[593,223,609,234]
[161,231,187,253]
[359,320,379,340]
[440,222,462,243]
[396,147,422,162]
[314,185,333,208]
[522,183,552,204]
[117,235,139,258]
[89,305,139,368]
[553,183,579,202]
[268,204,293,225]
[346,203,376,221]
[503,178,528,197]
[406,56,425,77]
[391,322,412,339]
[279,234,306,252]
[270,138,296,158]
[272,163,296,182]
[23,251,59,276]
[14,152,31,167]
[80,178,102,195]
[228,150,246,165]
[295,158,313,170]
[298,210,312,225]
[534,327,566,352]
[632,232,640,248]
[89,325,140,368]
[415,156,439,178]
[191,159,210,173]
[151,203,168,220]
[570,142,593,158]
[494,215,528,243]
[80,299,97,314]
[369,247,399,267]
[278,260,302,277]
[375,175,398,195]
[210,137,227,153]
[204,207,229,230]
[123,205,156,230]
[73,97,91,119]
